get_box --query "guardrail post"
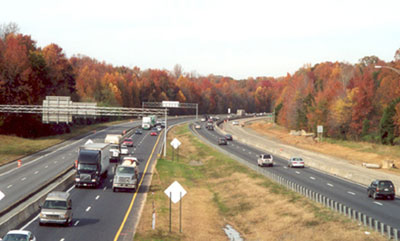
[362,214,367,226]
[347,207,352,219]
[375,220,379,232]
[339,203,342,214]
[388,225,392,239]
[381,223,385,236]
[335,201,338,212]
[394,228,398,241]
[369,217,373,229]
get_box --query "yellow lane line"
[113,132,162,241]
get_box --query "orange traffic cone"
[17,160,22,168]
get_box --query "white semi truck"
[142,115,157,130]
[112,157,139,192]
[75,143,110,188]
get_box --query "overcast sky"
[2,0,400,79]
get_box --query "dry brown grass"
[135,124,384,241]
[248,121,400,172]
[0,119,131,165]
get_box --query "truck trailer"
[75,143,110,188]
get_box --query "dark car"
[207,125,214,131]
[122,138,133,147]
[218,138,227,145]
[135,129,142,135]
[367,180,395,200]
[225,134,233,141]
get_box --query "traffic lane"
[0,122,141,211]
[24,128,158,241]
[196,124,400,230]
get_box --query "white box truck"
[75,143,110,188]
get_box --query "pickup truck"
[257,154,274,167]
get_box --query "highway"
[1,117,193,241]
[192,119,400,234]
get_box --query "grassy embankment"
[135,124,383,241]
[0,119,131,165]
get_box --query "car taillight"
[376,187,379,192]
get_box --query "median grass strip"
[135,124,384,241]
[0,119,130,165]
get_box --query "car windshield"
[379,181,393,188]
[43,200,67,210]
[110,145,119,149]
[78,163,97,171]
[117,166,135,174]
[3,234,29,241]
[293,158,303,161]
[124,139,132,142]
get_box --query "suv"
[367,180,395,200]
[39,191,73,226]
[218,138,227,145]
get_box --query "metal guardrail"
[189,122,399,241]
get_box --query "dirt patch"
[135,124,385,241]
[247,121,400,173]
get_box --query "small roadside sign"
[0,191,5,201]
[164,181,187,203]
[170,138,181,150]
[85,139,94,145]
[317,125,323,133]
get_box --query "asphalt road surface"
[1,117,193,241]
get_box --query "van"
[39,191,73,226]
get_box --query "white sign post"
[170,138,181,161]
[0,191,5,201]
[317,125,323,142]
[164,181,187,233]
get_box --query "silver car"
[288,157,305,168]
[1,230,36,241]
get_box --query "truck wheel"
[113,187,117,192]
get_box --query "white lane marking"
[74,220,80,226]
[21,177,26,181]
[66,185,75,193]
[249,152,252,154]
[86,206,91,212]
[54,161,58,163]
[295,171,300,174]
[95,195,100,200]
[7,184,12,189]
[243,149,246,151]
[60,238,65,241]
[103,187,107,191]
[45,165,48,168]
[62,157,65,159]
[347,191,356,195]
[310,177,316,180]
[327,183,334,187]
[283,166,287,169]
[21,214,39,230]
[34,171,39,174]
[373,201,383,206]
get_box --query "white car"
[1,230,37,241]
[232,120,239,126]
[195,124,201,129]
[157,126,162,132]
[120,145,129,155]
[201,118,206,122]
[288,157,305,168]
